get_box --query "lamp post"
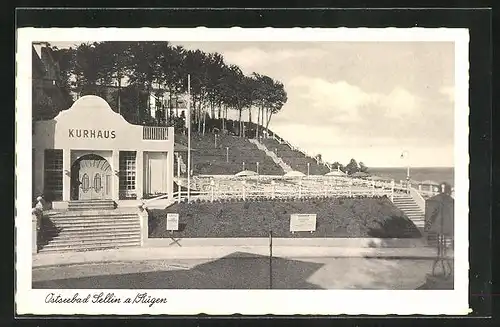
[401,150,410,189]
[256,162,259,175]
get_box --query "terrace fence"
[165,175,444,204]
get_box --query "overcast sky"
[50,41,455,167]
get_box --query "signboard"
[290,214,317,233]
[166,213,179,231]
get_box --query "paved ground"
[32,253,454,290]
[32,245,444,268]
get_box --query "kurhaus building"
[32,95,175,208]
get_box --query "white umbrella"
[366,175,386,181]
[235,170,258,177]
[325,170,346,176]
[420,180,440,186]
[284,170,306,177]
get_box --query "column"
[111,150,120,201]
[62,149,71,201]
[167,151,174,199]
[136,150,144,200]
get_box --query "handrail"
[409,186,426,213]
[143,126,169,140]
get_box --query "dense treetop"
[45,41,287,136]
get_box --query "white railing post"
[391,180,395,202]
[271,180,276,199]
[210,179,215,202]
[307,162,310,176]
[226,147,229,163]
[242,180,246,200]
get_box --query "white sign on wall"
[290,214,317,233]
[166,213,179,231]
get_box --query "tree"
[359,162,369,173]
[264,79,287,132]
[345,159,360,175]
[127,42,164,119]
[331,162,345,172]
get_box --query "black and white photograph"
[16,27,469,315]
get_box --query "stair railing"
[408,186,426,213]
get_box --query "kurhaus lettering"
[69,129,116,139]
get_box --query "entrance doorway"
[71,154,112,200]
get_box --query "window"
[119,151,137,199]
[94,173,102,193]
[44,149,63,201]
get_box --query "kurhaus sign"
[68,129,116,139]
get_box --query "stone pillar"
[136,151,144,200]
[167,151,174,200]
[32,208,39,254]
[138,204,149,247]
[111,150,120,201]
[62,149,71,201]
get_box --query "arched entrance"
[71,154,112,200]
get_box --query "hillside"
[175,133,284,175]
[148,196,422,239]
[174,119,331,176]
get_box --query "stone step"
[47,233,141,244]
[46,211,138,218]
[47,215,139,222]
[47,221,140,229]
[67,205,116,211]
[68,200,115,205]
[69,199,115,203]
[43,225,140,234]
[39,240,140,253]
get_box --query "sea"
[368,167,455,186]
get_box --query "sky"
[49,41,455,168]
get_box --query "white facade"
[33,95,175,208]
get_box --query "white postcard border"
[16,27,470,315]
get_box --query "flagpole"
[187,74,191,203]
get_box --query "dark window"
[43,149,63,201]
[119,151,137,199]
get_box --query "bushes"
[148,197,421,239]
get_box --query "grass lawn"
[148,196,421,239]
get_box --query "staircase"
[68,199,115,211]
[39,208,141,253]
[392,195,425,231]
[249,139,293,173]
[392,195,453,248]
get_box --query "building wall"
[33,95,175,203]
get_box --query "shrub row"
[175,194,388,205]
